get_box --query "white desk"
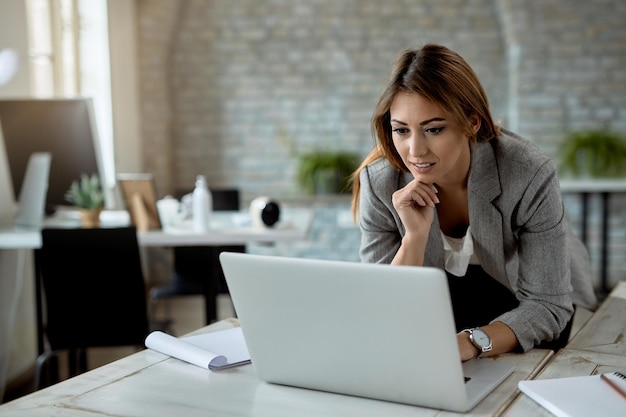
[0,208,313,249]
[0,319,555,417]
[140,216,311,247]
[559,178,626,193]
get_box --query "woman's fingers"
[393,181,436,235]
[393,181,436,208]
[404,181,439,207]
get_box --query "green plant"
[297,150,360,194]
[65,173,105,209]
[558,130,626,178]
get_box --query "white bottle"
[192,175,212,232]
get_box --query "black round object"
[260,201,280,226]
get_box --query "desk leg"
[600,192,609,295]
[34,248,62,389]
[34,249,44,356]
[203,289,217,325]
[580,193,589,246]
[578,192,611,299]
[204,246,244,324]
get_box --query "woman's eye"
[424,126,444,135]
[392,127,410,135]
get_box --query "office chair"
[149,188,245,330]
[35,227,150,389]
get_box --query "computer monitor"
[0,97,104,214]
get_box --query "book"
[145,327,251,370]
[518,372,626,417]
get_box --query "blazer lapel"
[468,141,508,283]
[425,213,445,267]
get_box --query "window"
[26,0,115,192]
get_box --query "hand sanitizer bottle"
[192,175,212,232]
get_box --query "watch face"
[473,329,490,347]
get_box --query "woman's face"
[389,92,476,188]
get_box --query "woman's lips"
[411,161,435,173]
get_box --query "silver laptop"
[219,252,514,412]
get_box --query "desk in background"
[560,179,626,296]
[0,208,312,397]
[0,208,313,249]
[0,207,312,322]
[0,318,554,417]
[140,209,313,325]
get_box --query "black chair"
[35,227,150,389]
[149,188,245,329]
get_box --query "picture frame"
[116,173,161,231]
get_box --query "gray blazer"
[358,129,597,351]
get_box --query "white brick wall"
[136,0,626,289]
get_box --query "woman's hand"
[392,179,438,236]
[390,179,438,266]
[457,331,480,361]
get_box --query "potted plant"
[296,150,360,195]
[558,130,626,178]
[65,173,105,227]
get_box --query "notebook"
[518,372,626,417]
[219,252,515,412]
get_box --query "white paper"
[145,327,250,370]
[183,327,251,368]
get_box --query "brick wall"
[136,0,625,289]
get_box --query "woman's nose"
[409,135,428,157]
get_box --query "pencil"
[600,372,626,401]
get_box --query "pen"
[600,372,626,401]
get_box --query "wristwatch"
[462,328,492,357]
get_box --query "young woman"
[351,44,597,361]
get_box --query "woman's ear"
[469,114,481,135]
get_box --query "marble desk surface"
[0,319,554,417]
[502,349,626,416]
[565,281,626,356]
[502,282,626,416]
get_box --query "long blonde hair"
[351,44,499,220]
